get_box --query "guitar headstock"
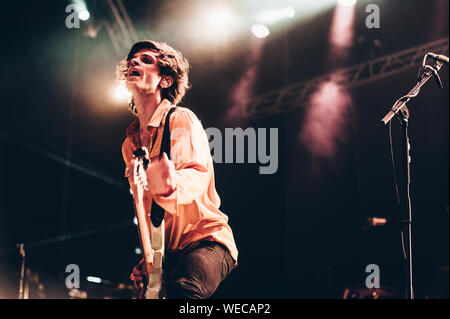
[133,148,150,191]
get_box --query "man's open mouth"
[128,68,141,77]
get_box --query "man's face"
[126,49,163,96]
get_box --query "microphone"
[428,53,449,64]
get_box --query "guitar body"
[145,221,164,299]
[133,152,165,299]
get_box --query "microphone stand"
[381,56,445,299]
[17,243,26,299]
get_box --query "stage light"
[251,24,270,38]
[189,5,238,45]
[86,276,102,283]
[256,8,293,24]
[330,0,356,52]
[78,9,90,21]
[285,7,295,18]
[339,0,357,7]
[208,8,233,27]
[72,0,90,21]
[135,248,142,255]
[133,217,138,225]
[254,6,297,25]
[114,84,131,101]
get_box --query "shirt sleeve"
[153,109,211,214]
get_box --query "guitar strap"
[150,106,177,228]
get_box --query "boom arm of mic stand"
[381,61,443,125]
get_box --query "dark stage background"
[0,0,448,298]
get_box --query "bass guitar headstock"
[133,148,150,191]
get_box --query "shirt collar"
[126,99,173,144]
[146,98,172,128]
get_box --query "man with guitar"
[119,40,238,299]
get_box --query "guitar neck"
[132,189,154,276]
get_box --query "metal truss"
[103,0,139,56]
[245,37,449,120]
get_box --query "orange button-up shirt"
[122,99,238,265]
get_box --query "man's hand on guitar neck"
[130,258,147,288]
[130,258,150,298]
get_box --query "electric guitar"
[132,148,165,299]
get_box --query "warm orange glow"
[369,217,387,226]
